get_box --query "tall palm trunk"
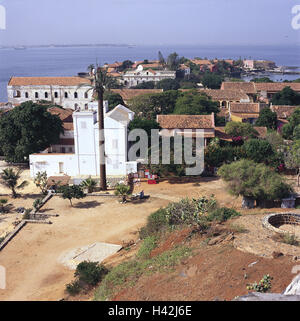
[97,89,107,191]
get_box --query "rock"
[234,292,300,301]
[223,233,234,242]
[248,261,259,267]
[292,256,300,262]
[208,234,226,245]
[272,251,284,259]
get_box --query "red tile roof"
[230,103,265,113]
[8,77,91,86]
[111,89,163,101]
[48,107,74,130]
[255,83,300,92]
[221,82,257,94]
[271,105,298,119]
[157,114,215,129]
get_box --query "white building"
[122,65,176,87]
[7,77,93,110]
[29,104,137,178]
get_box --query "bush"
[247,274,273,293]
[33,198,43,211]
[207,207,241,222]
[282,233,299,246]
[75,261,108,286]
[165,196,217,227]
[65,280,82,296]
[22,208,32,220]
[139,208,168,239]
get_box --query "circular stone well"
[263,213,300,236]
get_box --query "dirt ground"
[112,239,297,301]
[0,174,299,301]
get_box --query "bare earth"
[0,174,299,301]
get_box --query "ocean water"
[0,44,300,102]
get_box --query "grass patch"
[94,245,192,301]
[282,233,300,246]
[137,236,158,259]
[229,223,248,234]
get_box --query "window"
[35,92,39,99]
[64,92,68,99]
[81,121,87,129]
[74,103,78,110]
[13,90,21,98]
[59,162,64,174]
[54,92,58,98]
[74,92,78,99]
[61,147,66,153]
[84,104,88,110]
[25,92,29,98]
[84,92,88,99]
[45,92,48,99]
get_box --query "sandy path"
[0,195,169,301]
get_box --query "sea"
[0,44,300,102]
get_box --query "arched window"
[45,92,48,99]
[74,92,78,99]
[64,92,68,99]
[35,92,39,99]
[74,103,78,110]
[13,90,21,98]
[54,92,58,98]
[84,92,88,99]
[25,92,29,98]
[84,104,88,110]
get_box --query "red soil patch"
[112,235,297,301]
[150,228,192,258]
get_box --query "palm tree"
[81,177,97,193]
[79,66,117,190]
[114,183,131,203]
[0,168,28,198]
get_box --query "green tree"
[251,77,273,83]
[103,91,124,111]
[119,60,133,72]
[284,140,300,186]
[0,168,28,198]
[131,81,155,89]
[114,183,131,203]
[155,79,180,91]
[173,90,219,115]
[81,177,97,193]
[128,117,161,137]
[60,185,86,207]
[158,51,166,66]
[0,199,8,213]
[272,87,300,106]
[0,102,64,163]
[225,121,258,138]
[281,107,300,139]
[201,72,223,89]
[255,107,278,130]
[293,124,300,140]
[34,171,48,195]
[166,52,181,70]
[243,139,274,164]
[219,159,292,206]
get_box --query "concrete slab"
[58,242,122,270]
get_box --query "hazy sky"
[0,0,299,46]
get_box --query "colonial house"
[29,104,137,178]
[121,65,176,87]
[229,102,267,124]
[7,77,93,110]
[156,114,215,146]
[255,83,300,100]
[221,82,257,100]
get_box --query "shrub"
[114,183,131,203]
[22,208,32,220]
[282,233,299,246]
[139,208,168,239]
[75,261,108,286]
[33,198,43,211]
[165,196,217,227]
[247,274,273,293]
[65,280,82,296]
[207,207,241,222]
[0,236,4,244]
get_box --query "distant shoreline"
[0,44,136,49]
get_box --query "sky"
[0,0,299,46]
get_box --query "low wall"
[262,213,300,234]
